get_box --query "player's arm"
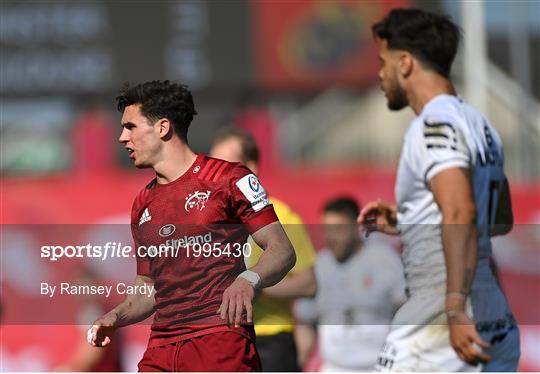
[262,267,316,299]
[56,335,106,371]
[430,167,490,365]
[263,218,317,299]
[357,199,400,236]
[491,177,513,236]
[88,275,155,347]
[294,297,320,368]
[218,222,296,326]
[294,323,317,368]
[249,222,297,287]
[252,212,317,299]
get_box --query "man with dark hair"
[87,81,296,371]
[296,197,404,371]
[210,127,317,372]
[358,8,519,371]
[323,197,361,222]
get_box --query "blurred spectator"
[295,197,405,371]
[210,127,317,371]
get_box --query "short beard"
[387,84,408,111]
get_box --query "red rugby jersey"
[130,154,278,347]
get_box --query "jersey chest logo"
[185,190,211,212]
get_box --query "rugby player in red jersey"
[87,80,296,372]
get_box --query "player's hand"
[217,277,254,327]
[448,311,491,366]
[357,199,400,236]
[87,315,117,347]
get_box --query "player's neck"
[153,144,197,184]
[408,74,456,115]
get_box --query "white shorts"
[376,285,519,372]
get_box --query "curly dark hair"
[116,80,197,142]
[372,8,461,78]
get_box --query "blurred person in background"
[88,80,296,372]
[210,127,317,371]
[358,8,519,371]
[295,197,405,371]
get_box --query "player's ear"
[157,118,173,139]
[399,52,413,77]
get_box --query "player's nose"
[118,128,129,143]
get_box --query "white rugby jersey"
[296,241,405,370]
[395,94,506,291]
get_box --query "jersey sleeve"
[228,164,278,233]
[131,191,151,277]
[418,117,470,183]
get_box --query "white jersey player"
[358,8,519,372]
[296,197,405,371]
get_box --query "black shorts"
[256,332,300,372]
